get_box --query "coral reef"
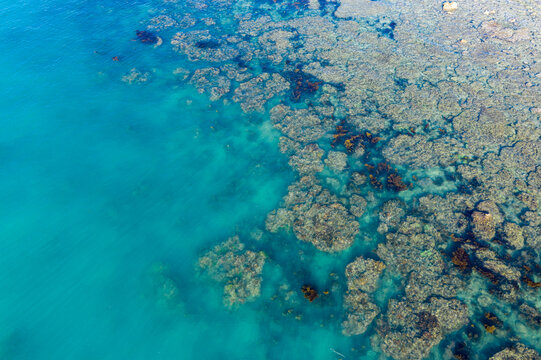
[489,343,541,360]
[266,176,359,252]
[154,0,541,356]
[342,257,385,336]
[377,298,469,360]
[198,236,266,307]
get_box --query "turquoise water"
[1,0,540,359]
[0,1,295,358]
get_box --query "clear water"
[0,0,539,359]
[0,1,293,358]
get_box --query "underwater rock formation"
[342,257,385,336]
[198,236,266,307]
[345,257,386,294]
[154,0,541,356]
[233,73,290,112]
[489,343,541,360]
[121,68,151,84]
[148,263,184,310]
[266,176,359,252]
[377,298,469,360]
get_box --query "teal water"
[0,1,298,358]
[1,0,540,359]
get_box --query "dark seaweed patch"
[136,30,158,44]
[195,40,221,49]
[394,77,409,90]
[283,69,323,102]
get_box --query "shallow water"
[0,0,540,359]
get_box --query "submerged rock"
[345,257,385,294]
[342,290,380,336]
[121,68,151,84]
[342,257,385,336]
[377,298,469,360]
[489,343,541,360]
[266,176,359,252]
[504,222,525,250]
[377,199,406,234]
[325,151,348,173]
[198,236,266,307]
[471,211,496,241]
[293,201,359,252]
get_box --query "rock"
[471,211,496,241]
[233,73,290,112]
[377,298,469,360]
[270,105,335,144]
[171,30,240,62]
[349,194,367,218]
[405,269,464,302]
[475,248,521,282]
[266,176,359,252]
[489,343,541,360]
[341,257,385,336]
[442,1,458,12]
[504,222,524,250]
[190,67,230,101]
[198,236,266,307]
[325,151,348,173]
[519,303,541,328]
[308,0,319,10]
[345,257,385,294]
[334,0,387,18]
[377,200,406,234]
[477,201,503,225]
[293,202,359,252]
[342,291,380,336]
[288,143,325,175]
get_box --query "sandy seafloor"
[0,0,539,359]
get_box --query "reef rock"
[267,176,359,252]
[334,0,387,18]
[475,248,521,282]
[342,290,380,336]
[345,257,385,294]
[233,73,290,112]
[489,343,541,360]
[349,194,367,218]
[293,201,359,252]
[471,211,496,241]
[377,298,469,360]
[504,222,525,250]
[198,236,266,307]
[377,199,406,234]
[325,151,348,173]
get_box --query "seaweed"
[136,30,158,44]
[301,284,319,302]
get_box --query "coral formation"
[198,236,266,307]
[342,257,385,336]
[148,0,541,356]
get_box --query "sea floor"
[0,0,539,359]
